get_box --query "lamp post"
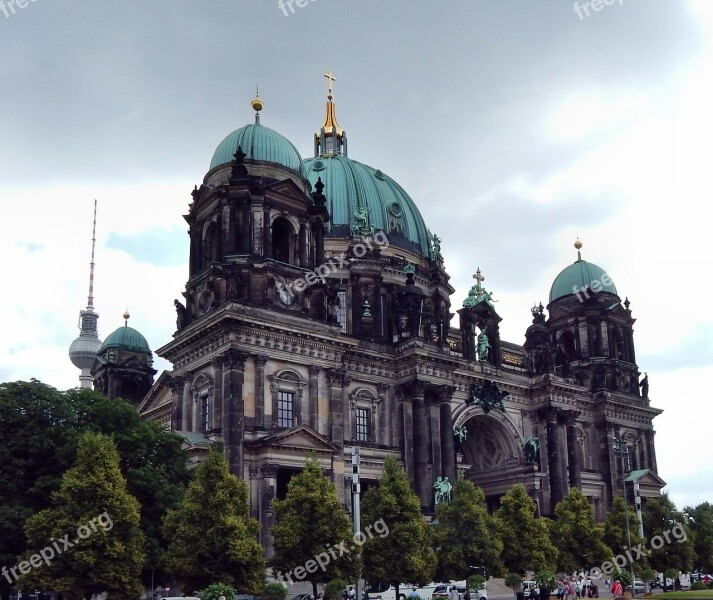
[612,437,637,597]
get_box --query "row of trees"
[2,380,713,597]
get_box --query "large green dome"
[210,122,304,174]
[549,259,618,303]
[302,155,431,256]
[99,325,151,355]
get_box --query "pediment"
[265,178,311,204]
[625,468,667,497]
[250,424,338,453]
[137,370,171,414]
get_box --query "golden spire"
[315,71,344,156]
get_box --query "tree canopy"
[162,447,265,594]
[643,493,695,576]
[684,501,713,573]
[271,457,357,598]
[495,484,557,575]
[21,432,146,600]
[0,379,191,592]
[361,456,435,598]
[432,477,503,581]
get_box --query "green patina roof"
[549,259,618,303]
[99,325,151,355]
[210,122,304,174]
[302,155,431,257]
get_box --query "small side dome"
[210,123,304,174]
[99,324,152,355]
[549,259,617,303]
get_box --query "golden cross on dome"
[324,71,336,99]
[473,268,485,291]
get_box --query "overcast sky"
[1,0,711,509]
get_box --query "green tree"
[550,487,612,573]
[361,456,436,600]
[163,447,264,593]
[200,583,238,600]
[504,574,523,597]
[495,484,557,575]
[20,432,146,600]
[271,457,357,598]
[643,494,695,587]
[432,478,503,581]
[0,380,190,593]
[684,501,713,573]
[603,497,647,570]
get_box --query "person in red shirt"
[610,580,623,598]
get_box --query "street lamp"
[612,437,637,597]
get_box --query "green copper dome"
[302,155,431,256]
[210,122,304,174]
[549,259,618,303]
[99,325,151,355]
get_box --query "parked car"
[522,581,538,599]
[624,581,645,594]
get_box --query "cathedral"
[71,76,665,552]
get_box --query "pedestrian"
[539,582,551,600]
[449,586,460,600]
[347,587,356,600]
[611,579,623,598]
[410,587,421,600]
[575,580,582,600]
[464,588,471,600]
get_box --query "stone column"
[328,368,347,502]
[169,375,184,431]
[377,384,389,446]
[439,386,456,482]
[647,429,658,472]
[262,205,272,259]
[254,355,268,429]
[400,384,416,481]
[542,407,564,508]
[261,464,278,559]
[181,374,192,431]
[299,221,308,267]
[563,410,581,488]
[241,200,251,254]
[211,357,224,433]
[429,395,442,482]
[222,349,246,477]
[411,381,431,507]
[308,365,320,431]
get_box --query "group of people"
[526,576,600,600]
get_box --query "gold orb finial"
[123,310,130,322]
[574,239,583,250]
[251,95,264,113]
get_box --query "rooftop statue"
[477,330,491,361]
[525,436,540,464]
[463,268,498,308]
[434,476,452,505]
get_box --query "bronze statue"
[477,330,490,361]
[525,436,540,463]
[639,372,649,398]
[174,299,186,330]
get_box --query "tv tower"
[68,200,102,388]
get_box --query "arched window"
[271,219,291,264]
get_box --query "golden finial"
[250,85,264,122]
[324,71,336,100]
[574,238,583,260]
[123,310,130,325]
